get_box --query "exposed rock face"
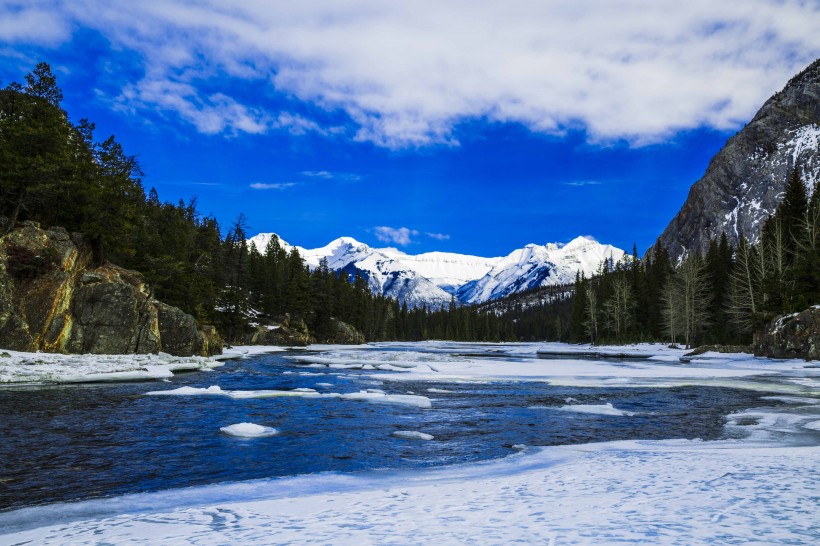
[243,314,314,346]
[754,306,820,361]
[0,222,221,356]
[327,319,366,344]
[656,59,820,260]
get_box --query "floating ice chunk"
[427,388,453,394]
[339,391,432,409]
[555,403,635,416]
[220,423,279,438]
[146,385,225,396]
[392,431,434,440]
[511,444,527,450]
[315,383,334,388]
[803,420,820,431]
[376,395,432,409]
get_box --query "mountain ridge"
[248,233,625,308]
[655,57,820,258]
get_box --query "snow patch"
[555,403,635,416]
[392,431,434,441]
[220,423,279,438]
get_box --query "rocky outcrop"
[0,222,221,356]
[754,306,820,361]
[326,319,366,344]
[243,314,314,346]
[656,58,820,260]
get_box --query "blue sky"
[2,1,819,256]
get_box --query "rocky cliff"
[656,58,820,259]
[0,222,222,356]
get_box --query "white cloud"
[6,1,820,147]
[301,170,334,179]
[249,182,296,190]
[374,226,419,246]
[563,180,602,187]
[301,170,362,181]
[426,232,451,241]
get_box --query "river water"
[0,344,791,511]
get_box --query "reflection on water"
[0,347,781,510]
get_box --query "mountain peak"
[655,57,820,258]
[246,232,624,307]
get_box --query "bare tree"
[726,237,759,335]
[660,274,681,345]
[677,254,712,348]
[604,275,633,342]
[584,287,598,344]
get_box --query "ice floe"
[145,385,432,409]
[392,431,434,440]
[554,403,635,416]
[220,423,279,438]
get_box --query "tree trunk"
[0,190,26,237]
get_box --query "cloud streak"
[249,182,296,190]
[563,180,602,187]
[5,1,820,147]
[374,226,419,246]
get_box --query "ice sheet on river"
[292,342,819,395]
[0,350,222,384]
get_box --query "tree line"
[550,168,819,347]
[1,63,513,344]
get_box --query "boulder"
[243,314,314,346]
[754,306,820,361]
[0,222,221,356]
[327,319,366,344]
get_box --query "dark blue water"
[0,348,779,511]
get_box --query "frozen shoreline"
[2,341,819,543]
[0,344,290,385]
[2,435,818,544]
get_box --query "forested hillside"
[0,63,512,344]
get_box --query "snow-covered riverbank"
[0,345,291,384]
[3,435,818,544]
[1,341,818,544]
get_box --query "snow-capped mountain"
[457,237,625,304]
[247,233,624,308]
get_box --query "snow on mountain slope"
[457,236,625,304]
[247,233,624,307]
[248,235,456,309]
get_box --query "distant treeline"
[0,63,512,343]
[544,168,820,348]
